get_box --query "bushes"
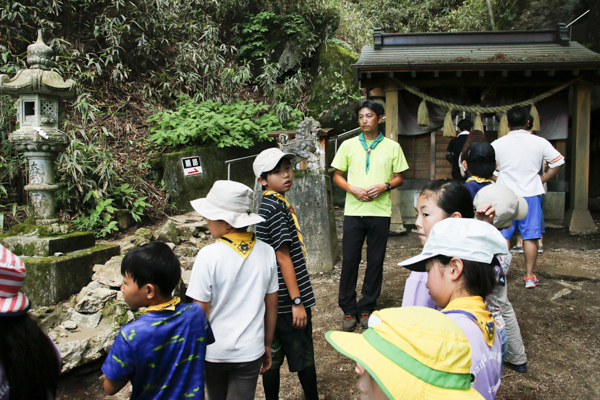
[148,98,303,148]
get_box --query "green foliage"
[236,12,320,61]
[148,98,303,148]
[71,192,119,238]
[55,129,152,237]
[0,0,250,102]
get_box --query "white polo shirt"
[492,129,564,197]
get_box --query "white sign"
[182,156,202,176]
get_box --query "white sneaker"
[524,276,537,289]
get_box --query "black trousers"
[338,216,390,315]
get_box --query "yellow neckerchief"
[442,296,496,347]
[263,190,306,256]
[219,232,256,259]
[143,296,181,315]
[466,176,492,184]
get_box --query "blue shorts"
[501,195,543,241]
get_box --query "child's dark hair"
[420,180,474,218]
[457,119,472,132]
[121,241,181,296]
[466,161,495,179]
[434,255,497,298]
[356,99,385,117]
[259,157,290,190]
[0,314,60,399]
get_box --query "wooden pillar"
[564,81,597,235]
[384,86,406,234]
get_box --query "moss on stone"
[307,42,360,121]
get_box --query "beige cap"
[473,183,528,230]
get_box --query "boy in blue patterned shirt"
[102,242,213,399]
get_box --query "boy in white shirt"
[186,180,279,400]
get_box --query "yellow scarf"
[219,232,256,259]
[443,296,496,347]
[466,176,492,184]
[143,296,181,315]
[263,190,306,256]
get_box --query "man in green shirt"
[331,99,409,332]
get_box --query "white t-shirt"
[186,240,279,363]
[492,129,564,197]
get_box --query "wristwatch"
[385,182,392,191]
[292,296,302,306]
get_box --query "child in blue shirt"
[102,242,213,399]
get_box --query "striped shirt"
[256,195,316,314]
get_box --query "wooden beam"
[384,87,405,232]
[430,131,436,180]
[564,81,597,234]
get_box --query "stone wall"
[162,142,273,211]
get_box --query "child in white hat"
[253,148,319,400]
[399,218,506,400]
[186,180,279,400]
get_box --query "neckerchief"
[466,176,492,184]
[358,132,384,173]
[263,190,305,256]
[143,296,181,315]
[443,296,496,347]
[219,232,256,259]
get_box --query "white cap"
[473,184,528,230]
[398,218,508,272]
[253,148,295,178]
[190,180,264,228]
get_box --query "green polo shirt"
[331,135,409,217]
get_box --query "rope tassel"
[474,113,484,132]
[417,99,429,126]
[498,114,510,138]
[529,104,541,132]
[443,110,456,137]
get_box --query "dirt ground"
[58,209,600,399]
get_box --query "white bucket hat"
[473,184,528,230]
[253,148,295,178]
[190,180,265,228]
[398,218,509,272]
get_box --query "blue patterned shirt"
[102,302,214,399]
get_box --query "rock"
[156,220,180,244]
[550,288,572,301]
[30,306,68,331]
[176,225,196,242]
[57,326,119,373]
[132,235,150,247]
[134,228,153,241]
[92,256,124,288]
[120,241,135,254]
[175,244,199,258]
[181,269,192,286]
[71,311,103,328]
[307,42,360,133]
[165,242,176,250]
[74,287,117,314]
[62,321,78,330]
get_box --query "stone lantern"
[0,30,77,224]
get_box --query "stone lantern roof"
[0,30,76,99]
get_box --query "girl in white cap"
[399,218,505,400]
[0,245,61,399]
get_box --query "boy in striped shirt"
[254,148,318,400]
